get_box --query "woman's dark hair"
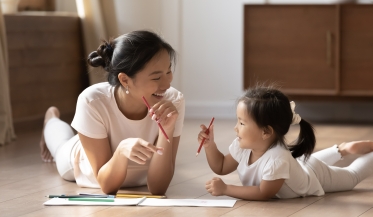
[238,85,316,160]
[87,30,176,86]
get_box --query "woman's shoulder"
[78,82,113,103]
[165,87,184,104]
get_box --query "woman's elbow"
[100,184,119,195]
[148,186,167,195]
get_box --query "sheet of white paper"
[139,198,237,207]
[43,198,144,206]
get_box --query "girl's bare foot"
[40,106,60,162]
[338,140,373,157]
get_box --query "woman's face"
[234,101,265,150]
[127,49,173,106]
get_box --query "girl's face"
[127,49,173,106]
[234,101,265,150]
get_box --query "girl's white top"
[70,82,185,188]
[229,138,324,198]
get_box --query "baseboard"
[185,100,373,123]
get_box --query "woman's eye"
[152,77,161,80]
[240,122,244,125]
[167,71,172,74]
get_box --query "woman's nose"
[160,76,171,90]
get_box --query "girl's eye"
[240,122,244,125]
[152,77,161,81]
[167,71,172,74]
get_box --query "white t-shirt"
[229,138,324,198]
[70,82,185,188]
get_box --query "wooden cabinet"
[244,4,373,96]
[340,5,373,96]
[5,13,89,124]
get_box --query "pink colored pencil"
[196,117,215,156]
[142,96,170,143]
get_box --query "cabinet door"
[340,5,373,96]
[244,5,337,95]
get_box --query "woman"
[40,30,185,195]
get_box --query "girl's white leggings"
[44,117,77,181]
[309,145,373,192]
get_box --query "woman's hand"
[149,100,178,130]
[118,138,163,165]
[198,124,215,148]
[205,177,227,196]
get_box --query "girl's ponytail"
[288,119,316,160]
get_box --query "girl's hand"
[149,100,178,130]
[205,177,227,196]
[198,124,215,148]
[118,138,164,165]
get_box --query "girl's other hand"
[198,124,215,148]
[118,138,164,165]
[149,100,178,130]
[205,177,227,196]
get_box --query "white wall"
[181,0,257,119]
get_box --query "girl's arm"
[79,133,159,194]
[206,178,285,201]
[198,125,238,175]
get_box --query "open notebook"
[44,197,237,208]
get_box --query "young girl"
[198,85,373,200]
[40,30,185,195]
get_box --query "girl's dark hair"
[238,85,315,160]
[87,30,176,86]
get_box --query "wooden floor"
[1,118,373,217]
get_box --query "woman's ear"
[262,126,274,140]
[118,72,129,86]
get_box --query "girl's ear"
[262,126,274,140]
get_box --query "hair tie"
[105,42,113,52]
[290,101,301,125]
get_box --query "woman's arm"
[78,133,124,194]
[206,178,285,201]
[147,134,180,195]
[145,98,182,194]
[79,133,159,194]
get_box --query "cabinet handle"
[326,31,332,67]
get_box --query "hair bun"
[87,51,106,68]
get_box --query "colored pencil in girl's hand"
[142,96,170,143]
[196,117,215,156]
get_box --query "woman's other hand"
[118,138,163,164]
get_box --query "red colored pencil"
[142,96,170,143]
[196,117,215,156]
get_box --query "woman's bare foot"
[338,140,373,157]
[40,106,60,162]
